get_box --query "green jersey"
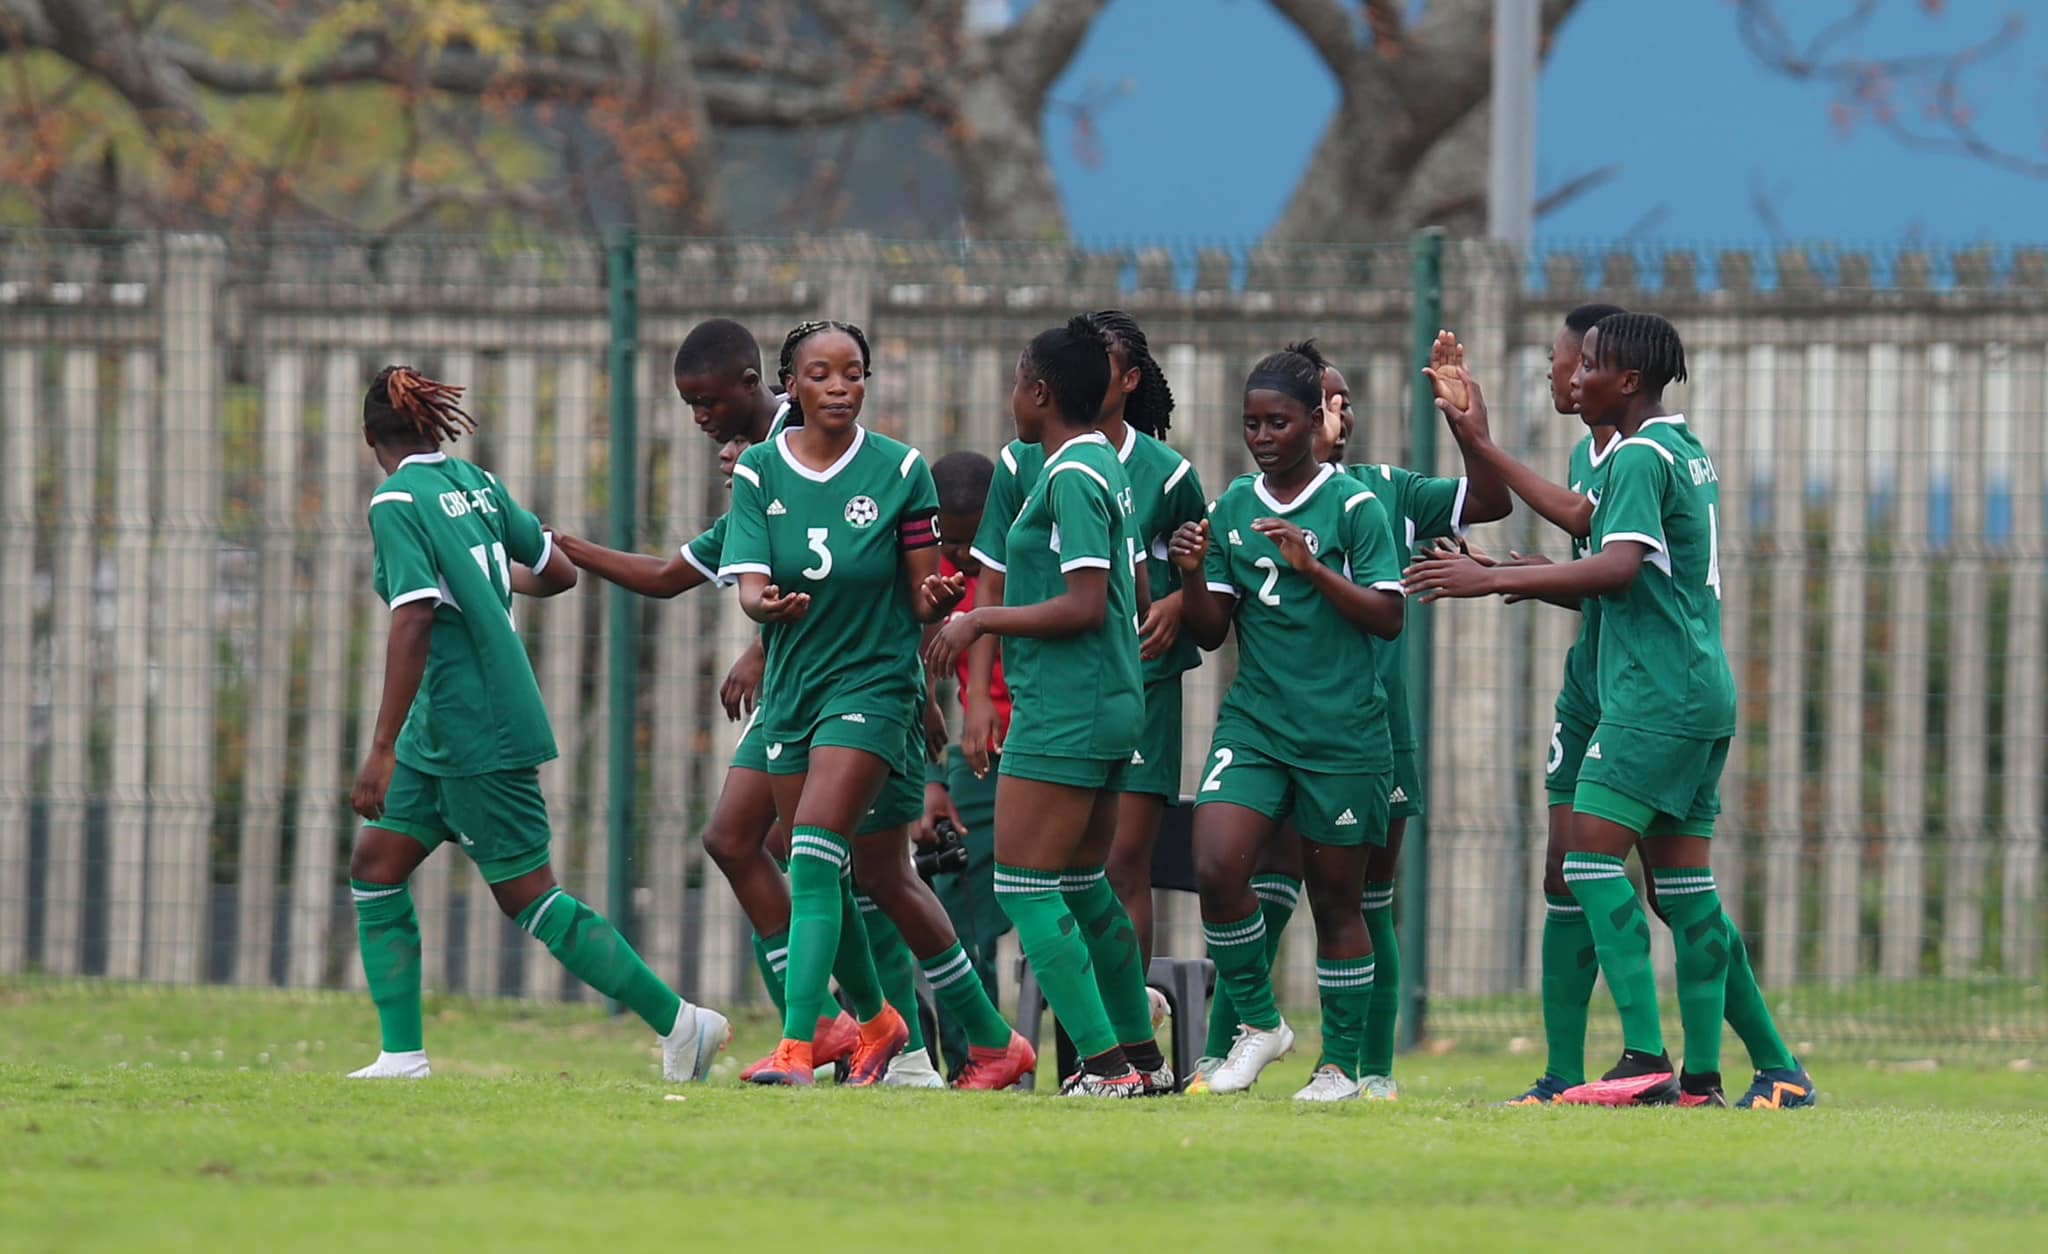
[368,451,556,776]
[999,431,1143,761]
[1203,465,1405,775]
[719,425,940,742]
[1555,431,1619,725]
[682,397,793,586]
[1591,414,1735,737]
[1345,462,1466,753]
[971,429,1208,683]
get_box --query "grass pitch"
[4,980,2045,1253]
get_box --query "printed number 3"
[1253,556,1281,606]
[802,527,833,580]
[1200,747,1234,793]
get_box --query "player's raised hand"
[924,610,983,680]
[350,747,395,822]
[1402,548,1497,602]
[753,583,811,622]
[921,571,968,618]
[1422,329,1471,410]
[1252,517,1318,573]
[1167,519,1210,572]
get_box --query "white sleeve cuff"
[1205,580,1240,598]
[389,587,442,610]
[968,546,1006,574]
[534,530,555,574]
[1059,556,1112,573]
[718,561,773,579]
[681,544,729,587]
[1449,476,1471,536]
[1601,530,1666,554]
[1371,580,1406,595]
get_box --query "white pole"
[1487,0,1539,244]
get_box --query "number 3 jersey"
[719,425,940,742]
[1202,464,1405,775]
[1590,414,1736,738]
[368,451,557,777]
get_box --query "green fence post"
[1399,227,1445,1052]
[605,228,640,979]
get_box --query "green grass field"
[5,980,2045,1253]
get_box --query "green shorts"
[1119,676,1184,801]
[999,750,1129,791]
[762,699,915,778]
[1574,723,1729,837]
[1545,706,1598,807]
[367,762,553,884]
[1192,740,1392,848]
[732,706,770,773]
[1389,748,1424,821]
[860,722,927,836]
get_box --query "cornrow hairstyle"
[777,319,873,424]
[1563,302,1626,335]
[674,317,762,378]
[1087,309,1176,438]
[364,365,476,447]
[1021,316,1112,428]
[1245,341,1326,413]
[1590,312,1688,395]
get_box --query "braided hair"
[1589,312,1688,395]
[1242,340,1328,416]
[364,365,476,447]
[1086,309,1176,438]
[777,319,873,425]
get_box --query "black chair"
[1012,798,1216,1090]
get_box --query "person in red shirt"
[922,450,1013,1078]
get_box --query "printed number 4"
[1705,503,1722,601]
[469,542,510,596]
[1200,747,1234,793]
[1253,556,1281,606]
[802,527,834,580]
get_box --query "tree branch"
[1267,0,1357,78]
[991,0,1109,101]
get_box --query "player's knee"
[702,816,759,867]
[1302,876,1358,926]
[348,837,402,885]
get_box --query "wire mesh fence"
[1,229,2042,1062]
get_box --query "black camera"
[914,819,970,880]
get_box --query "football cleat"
[1558,1050,1679,1106]
[1293,1065,1362,1102]
[347,1050,431,1080]
[953,1031,1039,1091]
[842,1005,910,1087]
[1208,1021,1295,1094]
[1735,1065,1817,1109]
[660,1003,731,1083]
[746,1038,816,1086]
[1500,1074,1574,1106]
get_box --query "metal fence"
[1,229,2043,1060]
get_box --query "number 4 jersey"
[368,451,558,776]
[1591,414,1736,738]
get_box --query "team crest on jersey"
[844,495,880,527]
[1302,530,1321,556]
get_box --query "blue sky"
[1041,0,2047,244]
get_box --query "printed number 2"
[468,542,510,597]
[1200,747,1234,793]
[1253,556,1281,606]
[802,527,833,580]
[1705,503,1722,601]
[1546,722,1564,776]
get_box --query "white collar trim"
[398,451,448,467]
[1047,430,1110,464]
[1253,462,1337,515]
[777,424,866,483]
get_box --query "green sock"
[857,892,925,1051]
[1653,867,1729,1076]
[996,863,1117,1057]
[1207,875,1300,1056]
[1721,914,1796,1071]
[1564,852,1664,1057]
[1315,955,1375,1078]
[751,930,789,1016]
[1359,880,1400,1077]
[1204,908,1280,1031]
[1540,894,1598,1086]
[516,887,683,1036]
[1062,869,1155,1049]
[921,942,1012,1051]
[352,879,423,1053]
[781,826,850,1040]
[832,873,886,1022]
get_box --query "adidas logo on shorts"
[1131,750,1145,765]
[1334,808,1358,826]
[766,498,788,516]
[1585,742,1602,761]
[1388,786,1408,804]
[840,712,867,724]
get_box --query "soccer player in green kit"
[1168,344,1407,1100]
[346,366,728,1082]
[1415,316,1815,1110]
[563,319,951,1085]
[928,317,1154,1097]
[1408,312,1811,1108]
[723,321,1032,1089]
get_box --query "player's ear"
[739,365,760,392]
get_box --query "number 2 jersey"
[1203,464,1405,775]
[368,451,557,776]
[1590,414,1735,738]
[718,426,940,742]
